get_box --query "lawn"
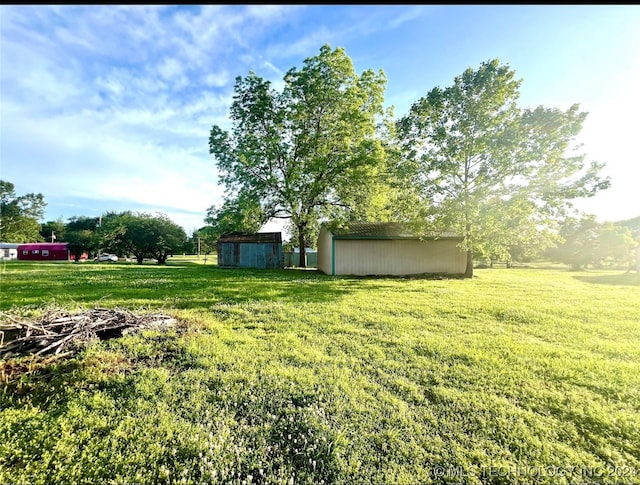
[1,260,639,484]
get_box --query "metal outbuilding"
[16,243,71,261]
[217,232,284,269]
[317,222,466,276]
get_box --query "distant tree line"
[1,178,218,264]
[1,191,189,265]
[546,215,639,270]
[47,212,188,264]
[0,180,46,243]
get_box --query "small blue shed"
[217,232,284,269]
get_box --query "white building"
[0,243,19,260]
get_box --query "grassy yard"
[0,260,639,484]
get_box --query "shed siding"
[17,243,70,261]
[217,241,283,269]
[217,243,238,267]
[317,227,333,275]
[238,243,278,268]
[334,239,466,276]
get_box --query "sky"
[1,5,639,237]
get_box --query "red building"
[16,243,82,261]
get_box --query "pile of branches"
[0,307,177,359]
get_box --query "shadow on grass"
[572,272,640,286]
[1,357,87,409]
[0,330,196,410]
[502,263,571,271]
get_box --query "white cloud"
[158,57,184,81]
[387,6,429,29]
[262,60,284,77]
[265,26,336,61]
[96,75,124,97]
[245,5,295,22]
[204,71,230,87]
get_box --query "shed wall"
[17,243,70,261]
[317,228,333,275]
[1,248,18,260]
[217,243,237,267]
[334,239,466,276]
[217,242,283,269]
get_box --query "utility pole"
[96,218,102,260]
[50,231,56,243]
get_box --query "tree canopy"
[99,211,187,264]
[209,44,389,267]
[204,191,265,241]
[40,218,66,243]
[0,180,47,243]
[548,215,637,270]
[397,59,610,276]
[62,216,101,260]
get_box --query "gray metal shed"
[217,232,284,269]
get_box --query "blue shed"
[217,232,284,269]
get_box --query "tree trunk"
[298,229,307,269]
[464,223,473,278]
[464,249,474,278]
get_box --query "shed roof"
[326,222,462,240]
[17,242,69,250]
[217,232,282,244]
[0,243,20,249]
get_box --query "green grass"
[1,261,639,484]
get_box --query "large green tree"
[100,211,186,264]
[397,59,610,277]
[193,192,266,258]
[204,191,265,240]
[597,223,636,267]
[0,180,46,243]
[40,218,66,243]
[64,216,101,260]
[187,227,217,256]
[209,44,388,267]
[66,216,100,232]
[545,215,636,270]
[66,230,96,262]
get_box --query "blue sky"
[2,5,639,235]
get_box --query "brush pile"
[0,307,177,359]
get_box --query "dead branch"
[0,307,177,359]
